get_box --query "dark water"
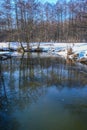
[0,53,87,130]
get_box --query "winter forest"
[1,1,87,130]
[0,0,87,43]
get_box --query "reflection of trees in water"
[0,54,87,130]
[0,53,87,110]
[0,60,8,108]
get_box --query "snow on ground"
[72,43,87,59]
[0,51,10,54]
[32,42,87,60]
[0,42,87,60]
[53,43,87,60]
[67,43,87,59]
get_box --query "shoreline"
[0,42,87,65]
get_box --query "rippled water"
[0,53,87,130]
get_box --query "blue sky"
[38,0,58,4]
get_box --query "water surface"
[0,53,87,130]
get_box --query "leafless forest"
[0,0,87,43]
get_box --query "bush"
[67,47,73,55]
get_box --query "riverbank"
[56,43,87,65]
[0,42,87,64]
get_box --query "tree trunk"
[20,42,25,52]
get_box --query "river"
[0,53,87,130]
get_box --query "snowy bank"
[0,42,87,64]
[55,43,87,64]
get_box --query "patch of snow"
[0,42,87,62]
